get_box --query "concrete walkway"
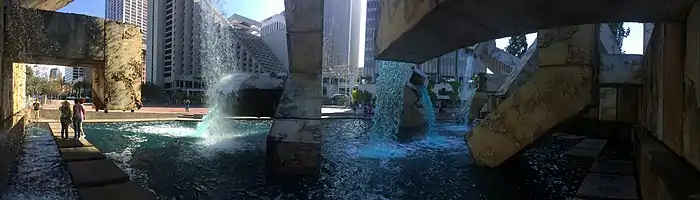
[47,123,155,200]
[562,137,639,200]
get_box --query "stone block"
[599,54,644,84]
[267,119,321,143]
[103,20,143,111]
[79,181,156,200]
[67,159,130,187]
[55,137,93,148]
[266,139,321,176]
[590,160,634,175]
[274,73,322,119]
[563,147,602,158]
[60,147,105,162]
[574,139,608,150]
[576,173,638,199]
[538,25,595,67]
[5,7,105,63]
[466,125,522,167]
[497,42,538,96]
[531,66,592,120]
[400,85,426,129]
[283,0,323,32]
[286,32,323,74]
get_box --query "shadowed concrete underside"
[375,0,696,63]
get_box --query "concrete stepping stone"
[576,173,638,200]
[79,181,156,200]
[67,159,130,187]
[55,137,93,148]
[573,139,608,150]
[589,160,634,176]
[564,147,603,158]
[60,147,106,162]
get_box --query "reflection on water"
[2,124,78,200]
[84,120,589,199]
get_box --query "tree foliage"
[505,34,528,58]
[608,23,631,52]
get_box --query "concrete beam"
[20,0,74,11]
[266,0,324,176]
[375,0,696,63]
[467,25,596,167]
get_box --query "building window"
[164,72,172,77]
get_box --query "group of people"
[57,98,87,139]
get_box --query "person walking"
[59,101,72,139]
[72,98,86,139]
[184,99,191,112]
[32,99,41,121]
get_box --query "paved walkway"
[46,123,156,200]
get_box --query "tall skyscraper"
[106,0,148,83]
[64,67,92,83]
[48,68,62,81]
[323,0,362,70]
[363,0,379,83]
[106,0,148,41]
[147,0,284,98]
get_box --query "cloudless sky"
[57,0,644,71]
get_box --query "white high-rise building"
[64,67,92,83]
[106,0,148,41]
[147,0,284,99]
[260,12,289,71]
[106,0,148,83]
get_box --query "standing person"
[184,99,191,112]
[32,99,41,121]
[59,101,72,139]
[72,98,86,139]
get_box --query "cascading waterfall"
[417,85,437,136]
[359,61,412,158]
[459,52,477,126]
[192,0,243,138]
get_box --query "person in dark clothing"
[59,101,72,139]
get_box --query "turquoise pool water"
[78,120,588,199]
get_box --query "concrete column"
[467,25,595,167]
[659,23,685,155]
[643,23,655,53]
[266,0,324,176]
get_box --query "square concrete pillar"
[683,1,700,170]
[658,23,686,156]
[266,0,324,176]
[103,21,143,111]
[467,25,595,167]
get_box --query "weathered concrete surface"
[375,0,696,63]
[20,0,74,11]
[599,54,643,84]
[400,84,426,129]
[634,128,700,200]
[67,159,130,187]
[473,41,518,73]
[497,43,538,97]
[576,173,638,200]
[266,0,324,176]
[466,25,595,167]
[79,181,157,200]
[104,21,143,110]
[4,7,143,111]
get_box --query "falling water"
[417,85,437,136]
[459,52,477,126]
[192,0,243,138]
[359,61,413,158]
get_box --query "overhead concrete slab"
[20,0,74,11]
[375,0,696,63]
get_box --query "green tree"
[25,66,44,95]
[608,23,631,52]
[505,34,528,58]
[41,80,62,98]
